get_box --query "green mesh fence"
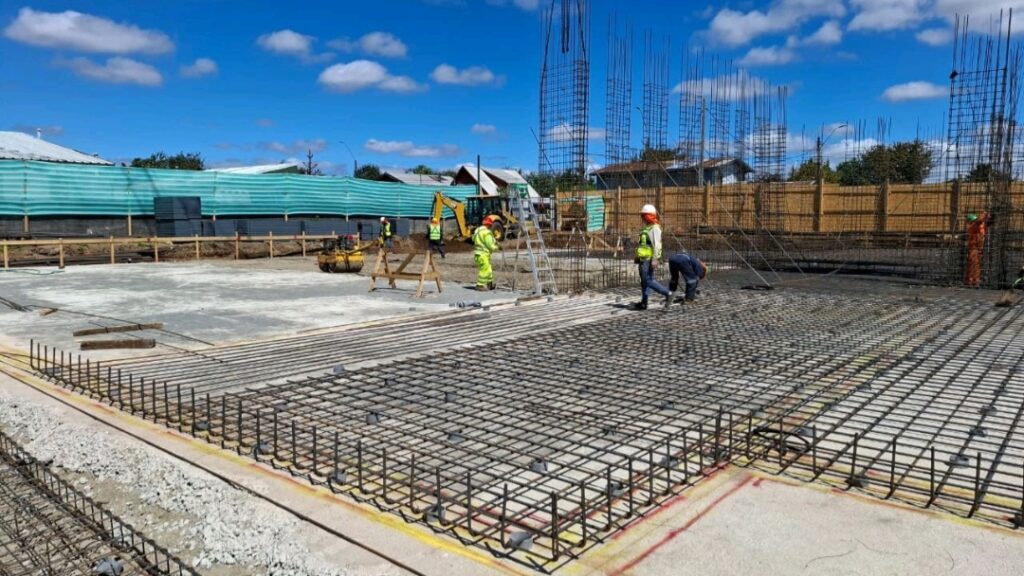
[0,161,477,218]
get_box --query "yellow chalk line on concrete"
[0,348,528,576]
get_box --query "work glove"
[651,259,660,268]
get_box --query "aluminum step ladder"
[509,184,558,295]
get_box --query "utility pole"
[306,148,316,175]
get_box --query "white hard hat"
[380,216,386,222]
[640,204,657,215]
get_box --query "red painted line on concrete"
[607,464,731,542]
[609,475,754,576]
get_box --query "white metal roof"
[457,165,540,199]
[0,131,113,165]
[381,170,454,186]
[205,162,301,174]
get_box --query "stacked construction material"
[154,196,202,237]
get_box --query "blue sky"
[1,0,1019,174]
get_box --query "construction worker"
[472,216,500,290]
[379,216,393,253]
[964,212,989,287]
[634,204,671,310]
[1014,266,1024,290]
[428,218,445,259]
[667,252,708,304]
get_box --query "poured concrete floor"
[2,259,1023,575]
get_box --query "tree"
[299,148,322,176]
[411,164,434,175]
[130,151,204,170]
[965,162,1010,183]
[789,159,837,183]
[836,158,870,186]
[638,146,677,163]
[354,164,381,180]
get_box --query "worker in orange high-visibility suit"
[964,212,990,288]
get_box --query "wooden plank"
[73,323,164,337]
[81,339,156,350]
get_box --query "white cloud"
[805,20,843,45]
[881,81,947,102]
[673,70,774,100]
[10,124,64,137]
[485,0,540,10]
[546,124,605,142]
[180,57,217,78]
[849,0,927,32]
[63,57,163,86]
[257,29,333,62]
[471,123,497,134]
[916,28,953,46]
[259,138,328,155]
[3,7,173,54]
[707,0,846,47]
[430,64,502,86]
[328,32,407,58]
[738,45,796,67]
[364,139,460,158]
[318,60,425,93]
[933,0,1024,21]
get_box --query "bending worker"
[634,204,671,310]
[668,252,708,304]
[472,216,500,291]
[964,212,989,288]
[379,216,393,252]
[428,218,445,259]
[1014,266,1024,290]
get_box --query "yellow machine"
[431,191,518,241]
[317,235,369,273]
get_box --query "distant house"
[452,164,540,199]
[0,131,112,165]
[379,169,453,186]
[592,157,753,190]
[205,162,301,175]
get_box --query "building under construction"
[1,6,1024,576]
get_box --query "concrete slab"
[0,258,516,358]
[576,468,1024,575]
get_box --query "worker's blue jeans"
[669,258,701,300]
[638,260,670,305]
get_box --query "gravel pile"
[0,387,401,576]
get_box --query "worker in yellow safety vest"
[472,216,500,290]
[428,218,445,259]
[379,216,393,252]
[634,204,671,310]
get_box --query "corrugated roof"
[205,162,302,174]
[0,131,113,165]
[380,170,454,186]
[456,165,540,199]
[594,157,751,175]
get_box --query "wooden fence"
[558,182,1024,237]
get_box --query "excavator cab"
[466,196,512,240]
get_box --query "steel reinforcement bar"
[0,431,200,576]
[28,288,1024,571]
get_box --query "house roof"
[0,131,113,165]
[455,164,540,199]
[205,162,302,174]
[380,170,454,186]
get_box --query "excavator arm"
[432,191,472,238]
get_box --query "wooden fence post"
[703,184,712,225]
[22,215,29,234]
[301,232,307,257]
[268,231,274,259]
[127,214,133,236]
[813,179,824,233]
[153,237,159,263]
[616,186,622,234]
[2,241,7,270]
[878,180,890,233]
[194,235,200,260]
[58,238,65,268]
[234,232,240,260]
[109,236,115,264]
[949,179,961,233]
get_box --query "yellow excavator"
[431,191,518,241]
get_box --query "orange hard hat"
[482,216,495,226]
[431,218,439,224]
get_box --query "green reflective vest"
[429,224,441,241]
[380,221,392,239]
[636,224,657,261]
[473,226,497,255]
